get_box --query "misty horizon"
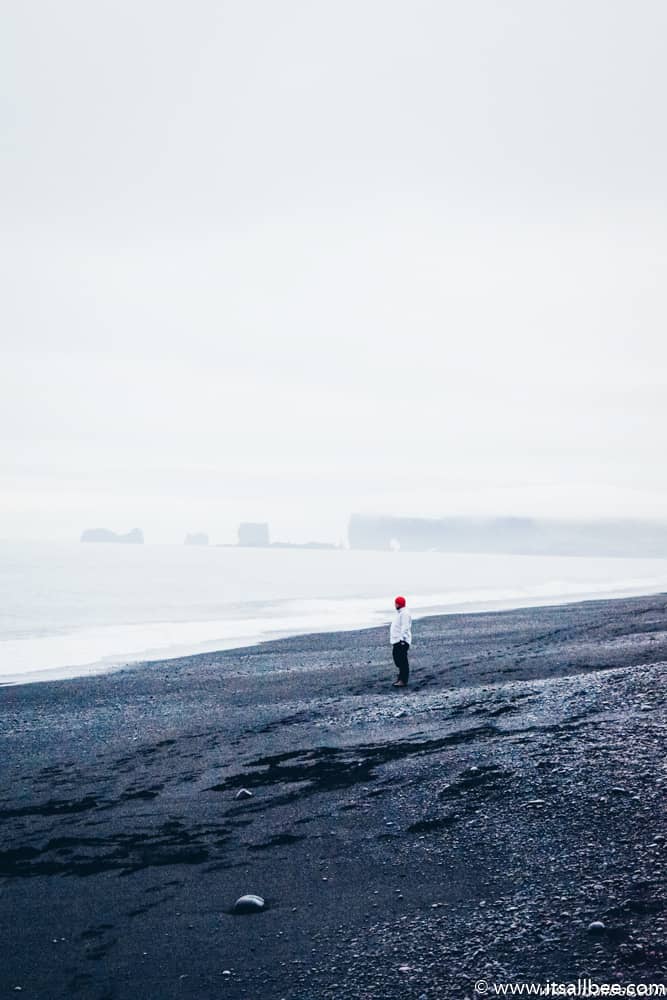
[3,1,667,543]
[5,511,667,556]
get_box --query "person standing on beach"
[391,595,412,687]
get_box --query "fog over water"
[2,2,667,544]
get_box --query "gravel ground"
[1,595,665,999]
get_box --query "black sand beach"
[1,595,666,999]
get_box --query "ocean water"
[1,541,667,685]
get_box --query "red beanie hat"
[394,595,406,608]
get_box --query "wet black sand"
[1,595,666,998]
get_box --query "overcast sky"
[2,0,666,543]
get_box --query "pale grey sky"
[2,0,666,543]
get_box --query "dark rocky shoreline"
[1,595,666,998]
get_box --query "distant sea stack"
[238,522,270,547]
[80,528,144,544]
[184,532,209,546]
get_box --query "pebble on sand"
[233,894,266,914]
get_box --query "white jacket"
[390,608,412,645]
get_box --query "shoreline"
[1,593,666,997]
[4,584,667,688]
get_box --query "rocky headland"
[80,528,144,544]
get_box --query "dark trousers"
[392,641,410,684]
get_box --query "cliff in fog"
[348,514,667,558]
